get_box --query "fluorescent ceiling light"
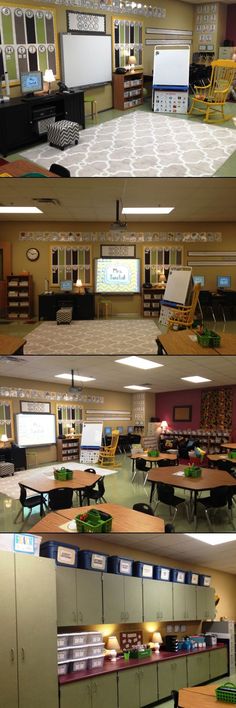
[55,373,95,382]
[122,207,174,215]
[115,356,163,370]
[186,533,236,546]
[124,385,151,390]
[181,376,211,383]
[0,206,43,214]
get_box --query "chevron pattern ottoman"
[0,462,14,477]
[48,120,80,150]
[56,307,73,325]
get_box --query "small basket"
[130,648,152,659]
[147,450,159,457]
[197,331,221,348]
[75,509,112,534]
[54,468,73,481]
[197,333,211,347]
[228,452,236,460]
[215,682,236,703]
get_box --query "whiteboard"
[16,414,56,448]
[81,422,103,449]
[164,268,192,305]
[153,46,190,88]
[60,34,112,88]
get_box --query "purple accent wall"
[156,386,236,437]
[226,5,236,44]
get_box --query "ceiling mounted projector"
[110,200,127,230]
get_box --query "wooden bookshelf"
[7,274,33,321]
[160,430,231,455]
[57,437,80,463]
[142,287,165,318]
[113,70,143,110]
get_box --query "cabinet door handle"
[120,612,124,621]
[72,610,77,623]
[10,648,15,662]
[92,682,97,693]
[21,648,25,661]
[87,685,91,696]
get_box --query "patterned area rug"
[24,319,160,354]
[20,111,236,177]
[0,470,35,500]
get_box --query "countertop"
[59,643,226,686]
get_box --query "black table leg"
[150,482,155,503]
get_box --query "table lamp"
[152,632,162,653]
[0,433,8,447]
[160,420,168,431]
[159,271,166,285]
[75,278,85,295]
[107,636,120,661]
[43,69,55,94]
[128,55,137,73]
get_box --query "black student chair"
[14,483,47,530]
[49,163,71,178]
[132,503,154,516]
[48,488,73,511]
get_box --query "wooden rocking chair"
[98,430,120,467]
[189,59,236,123]
[167,283,201,331]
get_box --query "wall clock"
[26,248,40,262]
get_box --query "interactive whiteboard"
[16,414,56,448]
[81,422,103,449]
[60,33,112,88]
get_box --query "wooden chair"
[98,430,120,467]
[189,59,236,123]
[167,283,201,331]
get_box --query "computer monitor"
[20,71,43,96]
[105,426,112,436]
[60,280,73,291]
[127,426,134,433]
[217,276,231,289]
[117,426,123,434]
[193,275,205,287]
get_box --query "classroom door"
[0,551,18,708]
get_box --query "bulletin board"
[0,5,58,84]
[113,18,143,70]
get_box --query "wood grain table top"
[20,470,101,493]
[147,465,236,491]
[207,454,228,462]
[0,334,26,354]
[178,684,225,708]
[30,503,165,533]
[0,159,56,177]
[221,442,236,449]
[129,452,177,462]
[157,329,236,355]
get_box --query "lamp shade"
[1,434,8,442]
[152,632,162,644]
[107,636,120,652]
[43,69,55,83]
[76,279,83,288]
[128,55,137,67]
[161,420,168,430]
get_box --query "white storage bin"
[58,663,69,676]
[69,633,88,646]
[70,659,88,672]
[87,656,104,670]
[57,635,69,649]
[86,632,103,645]
[87,643,104,657]
[57,649,69,662]
[69,647,88,660]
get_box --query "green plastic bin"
[215,682,236,703]
[75,509,113,534]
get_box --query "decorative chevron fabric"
[56,307,73,324]
[48,120,80,149]
[0,462,14,477]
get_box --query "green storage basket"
[215,682,236,703]
[209,331,221,347]
[197,332,211,347]
[148,450,159,457]
[75,509,113,534]
[228,452,236,460]
[130,648,152,659]
[54,468,73,481]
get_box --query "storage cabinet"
[143,578,173,621]
[187,651,210,686]
[158,657,187,700]
[196,587,215,620]
[60,674,117,708]
[113,71,143,110]
[56,568,103,626]
[118,664,157,708]
[173,584,197,621]
[209,647,228,680]
[0,551,58,708]
[142,287,165,318]
[7,274,33,321]
[103,574,142,624]
[57,437,80,463]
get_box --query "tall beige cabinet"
[0,551,58,708]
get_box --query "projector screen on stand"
[16,414,56,448]
[95,258,141,294]
[60,33,112,88]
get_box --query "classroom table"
[0,159,57,177]
[221,442,236,450]
[178,683,226,707]
[0,334,26,354]
[129,452,178,483]
[207,454,228,467]
[156,329,236,355]
[30,503,165,533]
[147,465,236,530]
[19,469,101,513]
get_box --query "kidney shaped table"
[30,503,165,533]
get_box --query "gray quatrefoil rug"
[21,111,236,177]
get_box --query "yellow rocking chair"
[97,430,120,467]
[189,59,236,123]
[167,283,201,332]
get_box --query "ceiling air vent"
[32,198,61,206]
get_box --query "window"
[50,246,92,286]
[0,400,13,440]
[144,247,183,285]
[57,405,83,437]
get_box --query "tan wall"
[8,0,194,111]
[41,532,236,638]
[2,220,236,316]
[0,375,132,465]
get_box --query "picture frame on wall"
[173,405,192,422]
[20,401,51,414]
[100,245,136,257]
[66,11,106,35]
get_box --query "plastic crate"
[87,643,104,657]
[185,571,199,585]
[87,656,104,670]
[57,649,69,662]
[153,565,171,582]
[57,635,69,649]
[133,561,154,579]
[130,649,152,659]
[68,633,88,646]
[40,541,79,568]
[171,568,186,583]
[197,332,211,347]
[78,549,108,572]
[199,574,211,587]
[228,452,236,460]
[75,509,112,534]
[86,632,103,645]
[107,556,133,576]
[215,682,236,702]
[53,467,74,481]
[58,663,70,676]
[69,647,88,660]
[70,659,88,673]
